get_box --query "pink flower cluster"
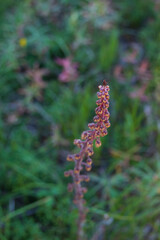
[56,57,78,82]
[64,80,110,239]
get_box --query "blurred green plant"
[0,0,159,239]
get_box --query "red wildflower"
[56,57,78,82]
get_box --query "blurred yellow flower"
[19,38,27,47]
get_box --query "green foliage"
[141,14,160,62]
[98,30,119,71]
[115,0,154,27]
[0,0,159,239]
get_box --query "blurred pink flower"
[129,83,149,102]
[56,57,78,82]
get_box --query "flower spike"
[65,81,110,240]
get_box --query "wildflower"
[55,57,78,82]
[64,80,110,240]
[19,65,48,101]
[19,38,27,47]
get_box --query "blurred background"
[1,0,160,239]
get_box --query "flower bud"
[95,107,102,115]
[81,131,88,140]
[95,138,101,147]
[97,92,102,98]
[105,92,109,98]
[85,164,92,171]
[86,157,92,165]
[93,115,100,122]
[101,92,105,98]
[103,97,108,103]
[102,104,106,109]
[88,123,95,130]
[75,153,81,160]
[95,131,100,137]
[104,110,110,118]
[98,85,103,92]
[74,167,80,174]
[75,177,80,184]
[95,124,99,131]
[104,120,110,128]
[96,99,102,105]
[87,148,94,156]
[101,116,106,121]
[105,85,110,91]
[105,102,109,108]
[87,140,93,147]
[87,133,92,140]
[82,175,90,182]
[101,129,108,136]
[99,125,105,131]
[67,154,74,162]
[74,139,83,148]
[64,170,72,177]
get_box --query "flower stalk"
[64,80,110,240]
